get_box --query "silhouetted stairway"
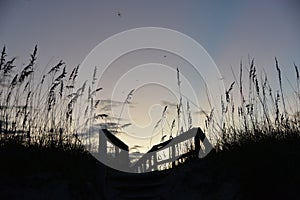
[104,168,182,200]
[99,128,210,199]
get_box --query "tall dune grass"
[0,46,103,150]
[214,57,300,149]
[0,46,299,153]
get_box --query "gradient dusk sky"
[1,0,300,150]
[1,0,299,77]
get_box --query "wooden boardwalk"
[97,127,210,172]
[105,168,177,200]
[96,127,212,199]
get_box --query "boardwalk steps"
[105,168,182,200]
[98,127,211,199]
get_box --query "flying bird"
[117,11,122,17]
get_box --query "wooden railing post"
[98,130,107,160]
[153,152,157,171]
[171,143,175,168]
[194,131,200,154]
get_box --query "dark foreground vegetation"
[0,46,300,199]
[0,133,299,200]
[0,140,105,199]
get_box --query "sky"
[1,0,300,151]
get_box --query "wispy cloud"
[97,99,123,111]
[161,100,177,107]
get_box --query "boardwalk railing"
[97,129,130,171]
[97,127,211,173]
[132,127,209,173]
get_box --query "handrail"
[98,127,208,173]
